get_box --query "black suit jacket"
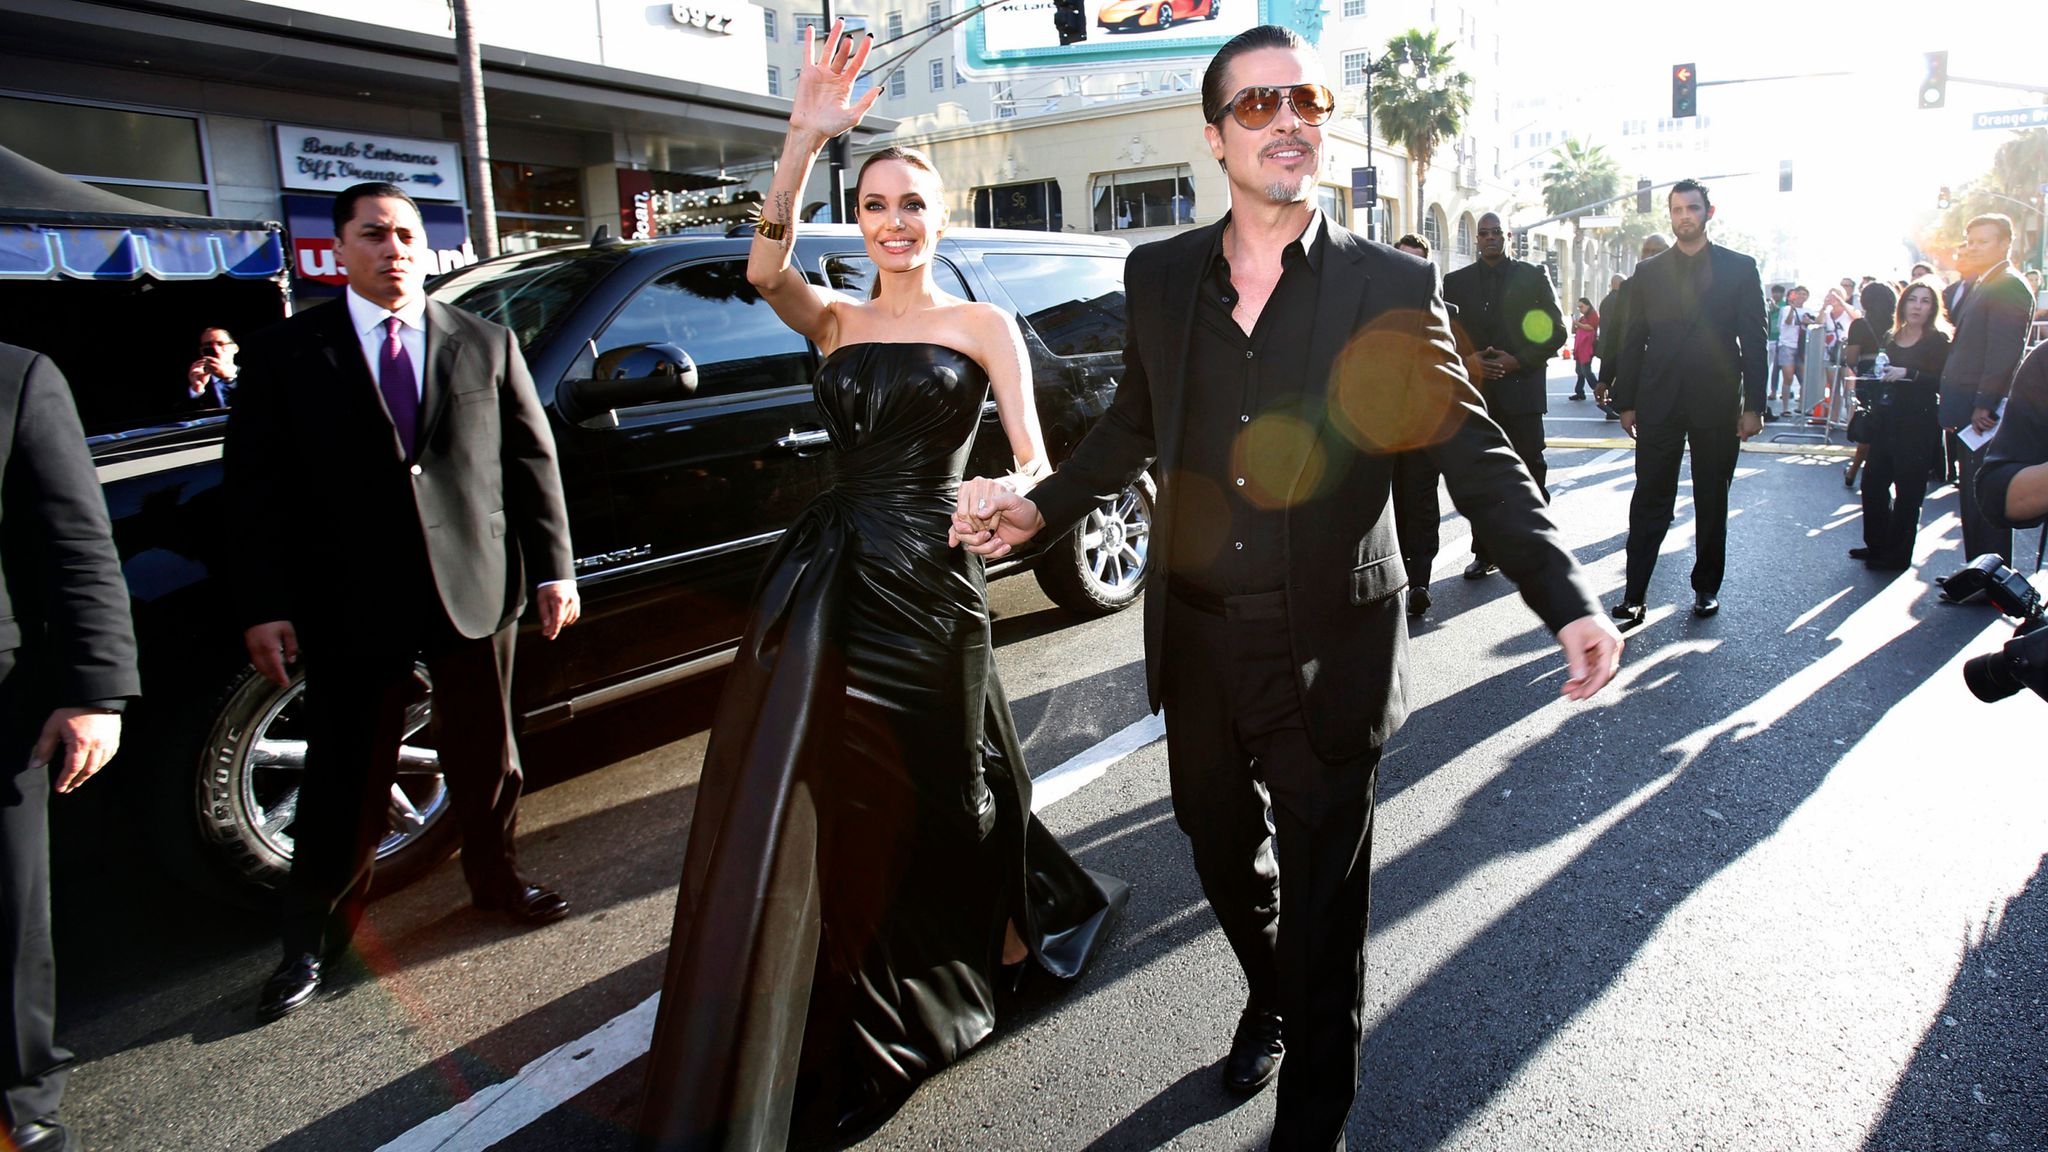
[0,344,139,707]
[1938,263,2032,431]
[1612,241,1768,425]
[1031,214,1599,762]
[1442,257,1564,418]
[224,298,574,640]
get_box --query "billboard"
[956,0,1321,81]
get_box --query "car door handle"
[775,428,832,454]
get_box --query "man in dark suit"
[1610,178,1769,628]
[952,27,1623,1150]
[225,182,581,1023]
[0,344,139,1152]
[1595,235,1669,423]
[1937,213,2033,572]
[1390,232,1449,616]
[1442,212,1565,579]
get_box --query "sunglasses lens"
[1290,85,1334,124]
[1232,87,1280,129]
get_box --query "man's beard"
[1673,220,1705,242]
[1262,174,1312,203]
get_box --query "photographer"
[1977,341,2048,531]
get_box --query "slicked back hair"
[331,182,419,237]
[1201,25,1313,124]
[1668,177,1711,213]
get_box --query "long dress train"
[636,341,1129,1151]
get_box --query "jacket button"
[410,464,423,476]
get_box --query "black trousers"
[1392,452,1440,590]
[1956,440,2013,566]
[1625,412,1740,603]
[0,652,65,1132]
[1161,589,1378,1152]
[285,598,527,957]
[1861,423,1936,559]
[1473,410,1548,565]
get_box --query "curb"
[1545,437,1856,458]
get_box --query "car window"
[431,248,615,359]
[821,253,970,299]
[593,259,812,402]
[978,252,1126,358]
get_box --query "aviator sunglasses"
[1212,83,1337,130]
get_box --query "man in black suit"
[952,27,1623,1150]
[1595,235,1669,422]
[1937,213,2033,572]
[1442,212,1565,579]
[1610,178,1769,628]
[1391,232,1447,616]
[0,344,139,1152]
[225,183,581,1022]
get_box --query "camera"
[1946,554,2048,702]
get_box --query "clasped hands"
[950,477,1043,559]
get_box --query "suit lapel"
[416,301,465,456]
[1288,221,1368,502]
[1153,220,1219,470]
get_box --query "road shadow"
[1861,852,2048,1152]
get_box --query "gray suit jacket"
[1938,262,2032,431]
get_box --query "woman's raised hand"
[792,21,884,145]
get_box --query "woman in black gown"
[636,24,1127,1152]
[1852,277,1950,571]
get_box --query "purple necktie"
[379,315,419,457]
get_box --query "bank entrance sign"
[274,126,465,201]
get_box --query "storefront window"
[0,95,209,213]
[972,180,1063,231]
[1091,165,1194,232]
[492,160,585,252]
[1313,185,1345,227]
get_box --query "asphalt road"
[47,363,2048,1151]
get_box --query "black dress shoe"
[1611,601,1647,631]
[258,952,323,1022]
[476,883,571,926]
[1865,553,1910,572]
[1847,546,1872,559]
[1463,558,1497,580]
[1223,1008,1284,1094]
[10,1119,68,1152]
[1692,596,1720,618]
[1407,586,1431,618]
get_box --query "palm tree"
[1369,28,1472,233]
[1541,138,1621,299]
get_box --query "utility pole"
[821,0,849,222]
[451,0,497,257]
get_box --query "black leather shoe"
[1223,1009,1284,1094]
[258,952,322,1022]
[1604,410,1621,421]
[1866,553,1910,572]
[10,1119,68,1152]
[1407,586,1431,618]
[1693,596,1720,618]
[1463,558,1497,580]
[1611,601,1647,631]
[476,883,571,926]
[1847,546,1872,559]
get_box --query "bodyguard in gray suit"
[1938,213,2033,568]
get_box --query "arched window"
[1456,212,1474,257]
[1421,204,1443,254]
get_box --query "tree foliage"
[1539,138,1621,224]
[1368,28,1472,232]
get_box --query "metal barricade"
[1769,321,1837,445]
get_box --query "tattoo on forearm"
[774,191,795,246]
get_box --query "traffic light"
[1918,51,1948,110]
[1053,0,1085,44]
[1779,160,1793,193]
[1671,63,1697,118]
[1635,178,1652,213]
[1514,230,1529,260]
[1937,185,1952,210]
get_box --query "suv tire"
[171,663,459,905]
[1034,474,1155,616]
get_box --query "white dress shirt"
[344,286,426,400]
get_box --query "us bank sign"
[275,126,465,202]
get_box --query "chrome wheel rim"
[1078,486,1151,595]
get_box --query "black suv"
[94,226,1150,903]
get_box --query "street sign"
[1973,107,2048,131]
[1577,214,1623,229]
[275,125,464,201]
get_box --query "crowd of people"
[1,16,2041,1152]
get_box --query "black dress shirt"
[1170,212,1324,597]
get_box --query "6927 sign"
[669,1,736,33]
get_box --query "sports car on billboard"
[1096,0,1218,33]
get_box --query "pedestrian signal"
[1053,0,1086,44]
[1919,51,1948,110]
[1514,231,1529,260]
[1635,178,1652,214]
[1779,160,1793,193]
[1671,63,1697,118]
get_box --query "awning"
[0,143,286,281]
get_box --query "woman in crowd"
[1569,297,1598,401]
[636,24,1126,1151]
[1851,277,1950,572]
[1840,281,1896,488]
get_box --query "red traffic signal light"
[1919,50,1948,109]
[1671,63,1697,118]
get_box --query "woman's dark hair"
[330,182,419,236]
[1577,297,1594,312]
[853,146,944,299]
[1897,276,1953,337]
[1201,25,1312,124]
[1857,281,1897,339]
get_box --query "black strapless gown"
[637,342,1128,1151]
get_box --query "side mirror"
[560,342,699,424]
